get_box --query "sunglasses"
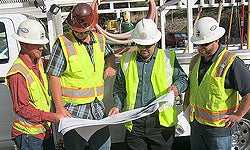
[197,41,214,47]
[137,44,154,49]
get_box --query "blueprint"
[58,91,174,141]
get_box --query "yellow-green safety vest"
[189,49,239,127]
[5,58,51,134]
[120,49,177,131]
[58,31,105,104]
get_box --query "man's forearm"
[172,68,188,94]
[183,88,190,111]
[235,93,250,118]
[49,75,63,109]
[105,54,116,69]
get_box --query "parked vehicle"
[165,32,187,48]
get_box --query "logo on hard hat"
[20,28,29,34]
[140,32,147,39]
[210,25,217,31]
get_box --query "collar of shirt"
[72,31,97,45]
[136,46,158,62]
[19,53,40,70]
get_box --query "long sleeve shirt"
[113,48,188,110]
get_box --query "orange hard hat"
[66,3,98,32]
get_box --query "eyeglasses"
[73,30,82,34]
[73,30,89,35]
[197,41,214,47]
[137,44,154,49]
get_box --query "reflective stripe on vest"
[96,34,104,52]
[8,64,34,86]
[214,51,236,77]
[13,113,49,130]
[164,50,174,86]
[61,85,104,99]
[62,33,77,57]
[190,54,200,72]
[123,51,133,73]
[58,31,105,104]
[189,104,237,122]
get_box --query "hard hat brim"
[131,30,161,45]
[12,33,49,45]
[191,27,225,45]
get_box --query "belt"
[146,111,158,119]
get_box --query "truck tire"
[231,118,250,150]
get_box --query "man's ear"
[214,39,220,43]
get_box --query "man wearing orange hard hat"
[46,3,116,150]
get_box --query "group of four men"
[5,2,250,150]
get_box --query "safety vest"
[58,31,105,104]
[189,49,239,127]
[120,49,177,131]
[5,58,51,134]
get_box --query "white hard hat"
[191,17,225,44]
[12,19,49,44]
[131,19,161,45]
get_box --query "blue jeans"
[14,134,55,150]
[190,134,232,150]
[63,126,111,150]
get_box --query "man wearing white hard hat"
[183,17,250,150]
[109,18,188,150]
[5,19,63,150]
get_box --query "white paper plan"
[58,91,174,141]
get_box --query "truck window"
[0,22,9,64]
